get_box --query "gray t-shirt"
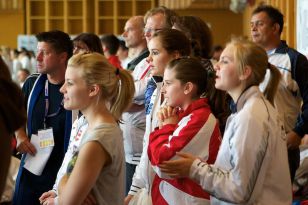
[80,123,125,205]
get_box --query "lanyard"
[44,80,63,128]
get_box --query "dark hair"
[118,40,128,51]
[73,33,103,54]
[167,57,230,134]
[36,30,73,59]
[152,29,191,56]
[252,5,284,34]
[100,34,120,55]
[172,16,213,59]
[213,45,223,52]
[167,58,208,97]
[144,6,178,29]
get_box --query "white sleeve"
[189,115,270,204]
[52,117,85,193]
[132,60,150,104]
[133,77,148,104]
[52,138,76,193]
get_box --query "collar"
[230,86,263,113]
[179,98,209,119]
[266,48,276,55]
[273,40,289,54]
[152,76,163,84]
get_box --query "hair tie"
[115,68,120,76]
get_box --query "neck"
[181,98,194,111]
[228,84,247,103]
[81,100,115,129]
[134,44,147,56]
[47,73,65,85]
[263,38,281,51]
[47,65,66,84]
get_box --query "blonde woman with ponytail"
[159,39,292,205]
[57,52,134,205]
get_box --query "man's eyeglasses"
[143,27,163,34]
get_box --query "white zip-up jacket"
[260,41,308,135]
[120,59,150,165]
[189,86,292,205]
[129,82,163,196]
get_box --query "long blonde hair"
[68,52,135,120]
[227,38,281,105]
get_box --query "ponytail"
[68,52,135,121]
[263,63,281,105]
[110,68,135,121]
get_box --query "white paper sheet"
[23,134,53,176]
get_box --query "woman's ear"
[183,82,194,95]
[239,65,252,81]
[89,84,100,97]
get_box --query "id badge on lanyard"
[38,128,55,148]
[41,80,62,147]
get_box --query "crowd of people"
[1,3,308,205]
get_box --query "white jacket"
[120,59,149,165]
[189,86,292,205]
[129,83,163,196]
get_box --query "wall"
[0,11,24,48]
[175,8,243,47]
[2,1,298,49]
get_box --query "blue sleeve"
[292,53,308,137]
[144,77,157,115]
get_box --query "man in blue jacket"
[13,30,73,205]
[251,5,308,181]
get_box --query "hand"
[157,106,179,127]
[124,194,134,205]
[287,131,302,149]
[39,190,56,204]
[81,192,97,205]
[16,131,36,156]
[40,197,55,205]
[159,152,197,178]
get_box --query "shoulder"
[84,124,122,143]
[279,45,308,68]
[21,73,40,96]
[238,97,274,127]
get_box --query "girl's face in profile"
[60,66,92,111]
[162,68,191,110]
[147,37,177,77]
[214,45,241,93]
